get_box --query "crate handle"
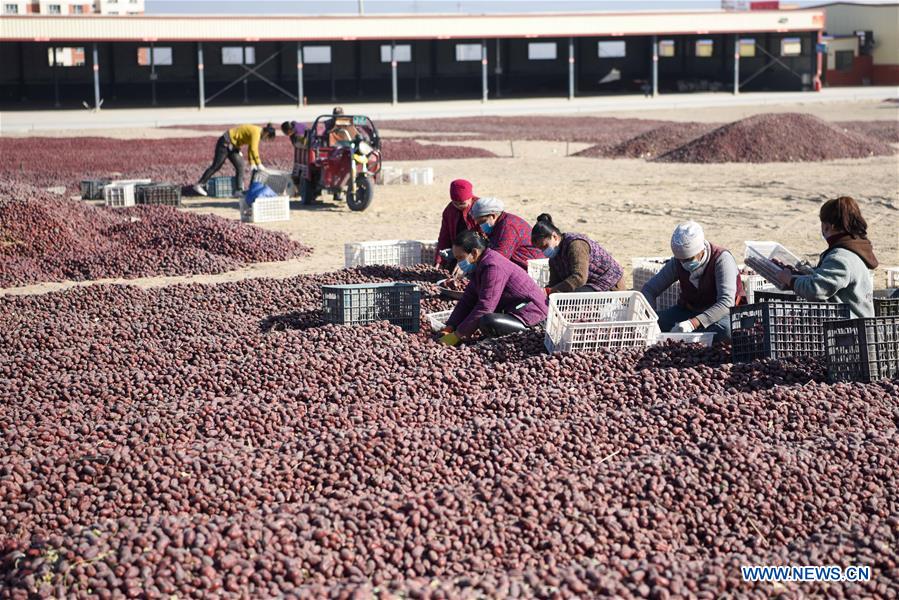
[833,333,856,347]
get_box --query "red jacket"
[435,199,478,266]
[485,212,543,270]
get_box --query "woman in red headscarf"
[435,179,479,271]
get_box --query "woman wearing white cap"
[641,221,746,342]
[469,197,543,270]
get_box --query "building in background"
[0,8,824,109]
[1,0,143,14]
[816,2,899,85]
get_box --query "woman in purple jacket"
[438,230,549,346]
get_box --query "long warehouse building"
[0,10,825,109]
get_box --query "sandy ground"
[2,100,897,297]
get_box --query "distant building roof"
[0,9,824,42]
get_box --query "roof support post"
[92,43,101,110]
[651,35,659,97]
[296,43,304,107]
[197,42,205,110]
[51,47,60,108]
[481,39,488,103]
[733,35,740,95]
[568,36,575,100]
[150,41,157,106]
[391,40,398,105]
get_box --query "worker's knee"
[479,313,527,338]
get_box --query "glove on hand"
[671,320,696,334]
[438,332,461,347]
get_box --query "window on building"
[658,40,676,58]
[781,37,802,56]
[222,46,255,65]
[4,3,18,13]
[379,44,411,63]
[73,5,84,13]
[527,42,557,60]
[455,43,482,62]
[47,47,86,67]
[738,38,756,57]
[597,40,626,58]
[47,4,62,13]
[137,47,173,66]
[303,46,331,64]
[834,50,854,71]
[695,39,714,58]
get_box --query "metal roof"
[0,10,825,42]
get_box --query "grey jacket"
[792,247,874,318]
[641,252,740,328]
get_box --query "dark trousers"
[199,135,246,190]
[479,313,528,338]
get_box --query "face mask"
[681,258,702,272]
[458,259,476,274]
[480,222,494,235]
[543,246,558,259]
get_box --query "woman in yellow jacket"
[195,123,276,196]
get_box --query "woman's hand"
[774,268,794,290]
[451,265,464,280]
[438,332,461,347]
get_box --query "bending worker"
[438,230,548,346]
[641,221,745,341]
[530,214,626,293]
[195,123,276,197]
[435,179,478,270]
[470,197,543,270]
[774,196,878,317]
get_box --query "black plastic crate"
[252,169,292,195]
[730,300,850,363]
[80,178,109,200]
[208,176,237,198]
[136,183,182,207]
[874,289,899,317]
[825,316,899,382]
[321,282,421,332]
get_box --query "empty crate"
[209,176,237,198]
[136,183,182,207]
[252,169,292,195]
[888,267,899,288]
[825,316,899,383]
[80,178,109,200]
[874,289,899,317]
[345,240,429,268]
[239,196,290,223]
[631,257,679,311]
[528,258,551,288]
[322,282,421,332]
[544,291,660,354]
[104,183,137,208]
[730,300,850,363]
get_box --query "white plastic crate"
[239,195,290,223]
[740,268,773,304]
[375,166,404,185]
[419,240,438,265]
[104,183,137,208]
[631,256,679,311]
[426,310,454,333]
[544,291,660,354]
[109,178,152,186]
[888,267,899,288]
[406,167,434,185]
[655,332,715,347]
[528,258,551,287]
[344,240,429,268]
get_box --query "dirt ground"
[2,100,897,296]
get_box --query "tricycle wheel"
[300,178,319,206]
[347,177,373,212]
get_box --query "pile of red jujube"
[1,264,897,598]
[0,184,312,288]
